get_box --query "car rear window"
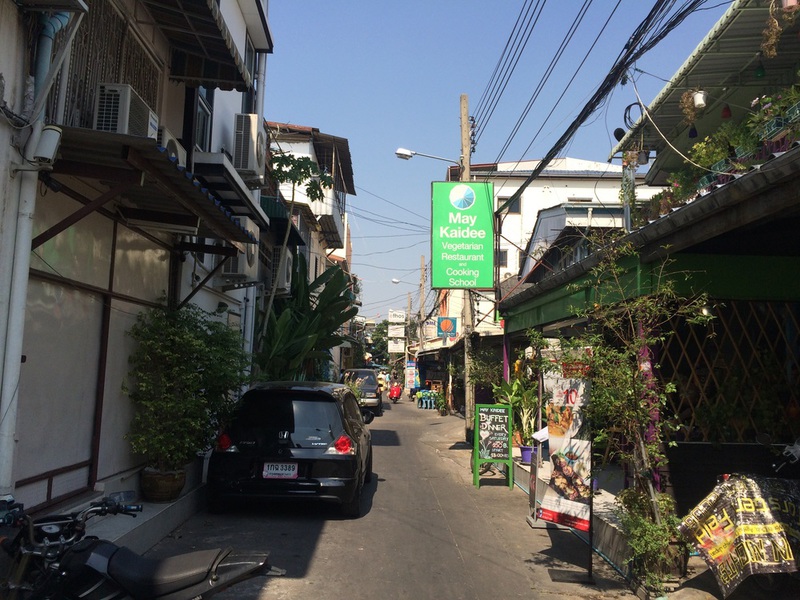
[233,393,343,448]
[342,371,377,386]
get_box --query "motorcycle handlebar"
[12,495,142,554]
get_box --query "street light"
[395,147,461,167]
[394,94,475,444]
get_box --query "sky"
[264,0,733,322]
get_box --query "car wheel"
[364,447,373,483]
[341,483,362,518]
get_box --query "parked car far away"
[340,368,383,416]
[207,382,374,518]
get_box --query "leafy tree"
[263,151,333,329]
[467,345,504,390]
[368,320,389,363]
[253,253,358,381]
[560,231,711,592]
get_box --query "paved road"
[146,396,635,599]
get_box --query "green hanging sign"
[431,182,495,290]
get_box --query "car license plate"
[262,462,298,479]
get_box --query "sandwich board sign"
[473,404,514,489]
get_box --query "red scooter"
[389,383,402,403]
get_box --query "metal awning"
[260,196,305,246]
[53,127,258,249]
[193,152,268,225]
[611,0,800,184]
[141,0,252,92]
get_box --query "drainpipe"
[0,12,70,497]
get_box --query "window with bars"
[60,0,161,129]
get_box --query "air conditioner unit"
[93,83,158,138]
[233,113,267,183]
[217,217,260,281]
[271,246,293,292]
[156,126,187,167]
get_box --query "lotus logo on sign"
[431,182,494,289]
[437,317,457,338]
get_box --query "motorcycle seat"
[109,545,228,598]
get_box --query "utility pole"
[460,93,475,444]
[405,292,412,386]
[418,254,425,363]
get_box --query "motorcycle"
[0,492,279,600]
[388,383,402,403]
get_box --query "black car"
[207,382,374,518]
[340,368,383,415]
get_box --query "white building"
[415,157,661,408]
[266,122,352,279]
[475,157,662,285]
[267,122,356,377]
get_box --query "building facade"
[0,0,276,510]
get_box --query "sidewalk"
[414,408,723,600]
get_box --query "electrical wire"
[490,0,606,163]
[356,240,428,257]
[496,0,716,214]
[473,0,545,145]
[355,185,429,222]
[351,232,427,240]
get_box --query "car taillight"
[217,433,233,451]
[327,435,355,455]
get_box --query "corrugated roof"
[612,0,800,184]
[267,122,356,196]
[142,0,252,92]
[55,127,258,247]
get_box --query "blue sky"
[264,1,732,321]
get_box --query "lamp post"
[395,147,461,166]
[395,94,476,443]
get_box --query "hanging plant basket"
[693,90,708,109]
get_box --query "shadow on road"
[147,473,381,580]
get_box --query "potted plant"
[493,377,539,463]
[748,92,791,141]
[679,89,706,125]
[125,300,250,501]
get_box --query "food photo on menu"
[548,447,592,504]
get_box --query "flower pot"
[787,101,800,123]
[520,445,534,465]
[761,117,788,141]
[696,173,716,189]
[693,90,708,109]
[140,467,186,502]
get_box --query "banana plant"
[253,253,358,381]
